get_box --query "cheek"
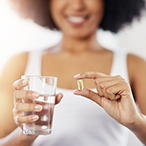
[50,0,66,29]
[91,0,104,21]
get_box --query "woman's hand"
[74,71,140,128]
[12,79,63,137]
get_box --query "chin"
[65,30,95,40]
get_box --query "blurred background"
[0,0,146,145]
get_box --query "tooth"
[68,16,84,23]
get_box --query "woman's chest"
[41,52,113,89]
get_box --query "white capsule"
[77,80,84,90]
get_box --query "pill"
[77,80,84,90]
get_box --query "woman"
[0,0,146,145]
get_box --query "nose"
[70,0,86,11]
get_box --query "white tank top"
[25,49,130,146]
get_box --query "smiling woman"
[9,0,145,33]
[1,0,146,146]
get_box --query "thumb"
[55,93,63,104]
[73,88,102,107]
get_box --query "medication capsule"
[77,79,84,90]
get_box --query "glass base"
[23,129,51,135]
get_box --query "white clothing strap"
[110,49,129,83]
[24,49,43,75]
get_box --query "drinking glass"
[21,75,57,135]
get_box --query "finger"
[94,79,119,100]
[16,115,39,124]
[13,79,28,90]
[93,75,123,83]
[73,89,118,116]
[14,103,43,112]
[74,71,108,80]
[55,93,63,104]
[14,115,23,126]
[94,80,104,97]
[73,88,103,107]
[13,90,39,100]
[94,76,125,100]
[106,83,127,100]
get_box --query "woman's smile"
[51,0,104,39]
[66,15,89,27]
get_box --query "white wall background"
[0,0,146,68]
[0,0,146,145]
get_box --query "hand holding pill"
[73,71,139,130]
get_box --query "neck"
[58,33,103,53]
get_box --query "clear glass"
[21,75,57,135]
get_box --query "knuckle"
[93,71,97,74]
[84,88,89,95]
[25,91,31,98]
[28,104,34,111]
[12,80,18,89]
[12,82,15,89]
[84,88,91,97]
[88,90,92,97]
[125,82,129,87]
[115,75,122,79]
[12,108,15,115]
[94,79,100,84]
[111,94,116,100]
[16,116,20,124]
[27,116,33,122]
[106,88,112,94]
[93,71,98,78]
[115,75,126,83]
[106,89,114,97]
[13,91,18,97]
[80,72,86,77]
[15,103,19,110]
[121,80,129,87]
[99,83,104,89]
[13,80,21,90]
[121,78,126,82]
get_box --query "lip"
[66,15,89,27]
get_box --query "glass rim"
[21,75,57,79]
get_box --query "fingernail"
[57,93,62,99]
[22,80,27,85]
[32,93,39,98]
[74,74,80,78]
[35,105,42,111]
[32,115,39,120]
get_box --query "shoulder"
[0,52,29,85]
[127,53,146,84]
[128,53,145,63]
[9,51,29,64]
[128,53,146,69]
[4,51,29,73]
[127,53,146,72]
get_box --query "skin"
[74,71,146,144]
[0,0,146,145]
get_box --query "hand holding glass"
[21,75,57,135]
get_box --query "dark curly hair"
[9,0,146,33]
